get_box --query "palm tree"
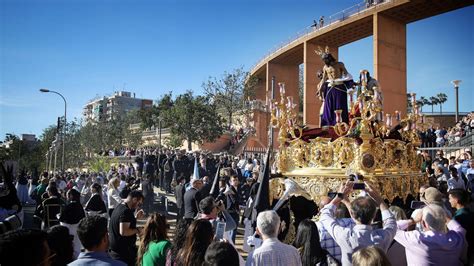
[429,96,439,113]
[437,93,448,114]
[416,96,428,112]
[422,97,430,111]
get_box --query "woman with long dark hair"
[293,219,339,266]
[166,218,194,266]
[137,213,171,266]
[176,219,214,266]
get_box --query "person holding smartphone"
[198,196,237,241]
[319,180,397,266]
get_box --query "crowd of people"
[420,112,473,147]
[1,150,266,265]
[1,140,474,265]
[3,99,472,264]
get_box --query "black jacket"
[175,183,185,209]
[183,187,202,219]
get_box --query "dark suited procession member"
[199,175,212,198]
[226,175,241,243]
[174,175,186,221]
[162,152,174,194]
[183,178,203,219]
[141,174,154,215]
[198,155,213,180]
[173,151,188,185]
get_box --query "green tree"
[163,134,183,149]
[1,133,43,174]
[137,92,173,131]
[79,121,104,155]
[169,91,225,151]
[138,105,160,130]
[202,67,257,129]
[87,156,118,173]
[122,110,143,149]
[437,93,448,114]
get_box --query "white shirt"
[244,163,254,172]
[57,179,67,191]
[118,180,126,192]
[246,238,301,266]
[319,203,397,266]
[107,188,122,209]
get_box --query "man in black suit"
[173,151,188,185]
[199,176,212,198]
[162,152,174,193]
[226,175,241,243]
[174,175,186,221]
[198,155,212,179]
[183,178,203,219]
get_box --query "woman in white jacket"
[107,177,122,217]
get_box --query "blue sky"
[1,0,473,139]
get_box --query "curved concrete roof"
[250,0,474,77]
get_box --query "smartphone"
[353,183,365,190]
[215,222,226,240]
[410,201,426,209]
[327,192,337,199]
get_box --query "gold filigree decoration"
[309,138,333,167]
[332,137,356,168]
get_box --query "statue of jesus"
[316,47,354,126]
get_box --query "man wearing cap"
[411,186,451,232]
[183,178,203,219]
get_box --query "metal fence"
[242,146,267,158]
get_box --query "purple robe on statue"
[320,80,353,126]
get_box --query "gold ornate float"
[269,81,428,203]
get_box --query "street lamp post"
[53,139,58,174]
[451,80,461,123]
[40,88,67,172]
